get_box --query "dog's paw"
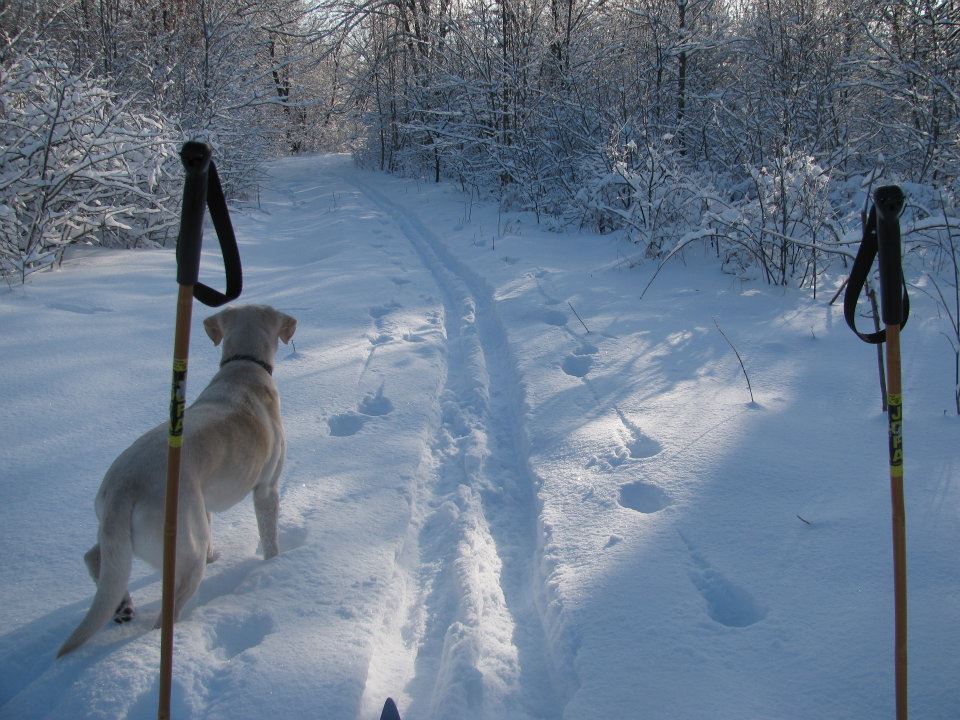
[113,598,134,624]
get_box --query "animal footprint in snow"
[328,412,367,437]
[691,566,766,628]
[328,386,394,437]
[680,532,766,628]
[618,481,671,514]
[618,416,662,460]
[369,301,402,320]
[624,428,661,459]
[562,342,599,378]
[359,385,394,416]
[586,424,661,471]
[562,355,593,378]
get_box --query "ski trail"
[344,172,574,719]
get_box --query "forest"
[2,0,958,296]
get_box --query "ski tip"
[379,697,402,720]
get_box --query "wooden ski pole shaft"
[158,284,194,720]
[885,323,907,720]
[875,185,907,720]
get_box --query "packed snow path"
[343,174,568,720]
[2,154,959,720]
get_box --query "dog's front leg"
[205,513,220,564]
[253,482,279,559]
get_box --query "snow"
[1,154,958,720]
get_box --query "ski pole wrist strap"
[843,205,909,344]
[193,161,242,307]
[176,141,242,308]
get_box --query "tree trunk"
[676,0,687,155]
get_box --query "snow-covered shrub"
[0,46,177,281]
[574,131,708,258]
[706,151,842,288]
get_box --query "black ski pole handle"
[875,185,906,327]
[844,185,909,344]
[176,142,210,288]
[176,141,242,307]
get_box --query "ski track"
[343,172,573,720]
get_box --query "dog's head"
[203,305,297,366]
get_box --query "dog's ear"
[277,312,297,344]
[204,313,224,346]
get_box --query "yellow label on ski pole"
[168,359,188,447]
[888,393,903,477]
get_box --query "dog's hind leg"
[84,544,133,624]
[173,555,205,621]
[172,499,210,620]
[152,552,205,629]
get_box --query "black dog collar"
[220,354,273,375]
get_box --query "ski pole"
[843,185,909,720]
[875,185,908,720]
[159,142,242,720]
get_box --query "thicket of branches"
[3,0,958,309]
[1,0,351,280]
[321,0,958,289]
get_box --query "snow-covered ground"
[1,154,958,720]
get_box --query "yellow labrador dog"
[58,304,296,657]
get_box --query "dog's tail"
[57,503,133,658]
